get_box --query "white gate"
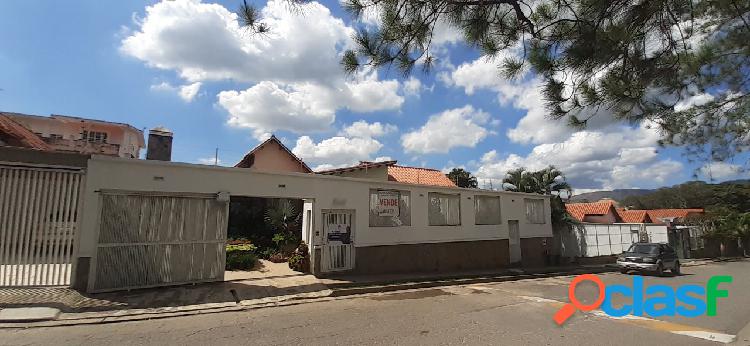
[0,164,83,286]
[91,192,228,292]
[321,211,354,272]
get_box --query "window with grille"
[475,195,501,225]
[428,193,461,226]
[524,198,545,224]
[82,130,108,143]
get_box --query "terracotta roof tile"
[565,200,617,222]
[387,165,457,187]
[616,209,652,223]
[645,209,704,225]
[0,114,50,150]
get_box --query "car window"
[627,244,659,254]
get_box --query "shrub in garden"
[268,252,287,263]
[226,243,258,270]
[288,241,310,273]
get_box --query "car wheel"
[620,269,629,274]
[671,261,680,275]
[656,263,664,277]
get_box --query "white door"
[508,220,522,264]
[321,211,354,272]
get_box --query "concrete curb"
[328,266,618,297]
[3,259,737,329]
[0,266,615,328]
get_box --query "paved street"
[1,260,748,345]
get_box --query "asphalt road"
[1,260,748,346]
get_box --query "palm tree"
[529,166,572,196]
[502,167,530,192]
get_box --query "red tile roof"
[317,160,457,187]
[565,200,618,222]
[387,165,457,187]
[0,114,50,150]
[645,209,704,225]
[617,209,653,223]
[566,200,705,225]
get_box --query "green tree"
[446,167,478,188]
[502,167,531,192]
[340,0,750,166]
[502,166,574,227]
[502,166,570,196]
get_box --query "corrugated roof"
[387,165,457,187]
[0,114,50,150]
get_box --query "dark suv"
[617,243,680,276]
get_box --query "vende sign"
[377,191,399,217]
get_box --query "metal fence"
[91,192,228,292]
[0,164,83,286]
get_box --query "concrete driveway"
[0,260,747,345]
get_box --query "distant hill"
[722,179,749,185]
[568,179,749,204]
[569,189,654,202]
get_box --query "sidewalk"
[2,257,743,328]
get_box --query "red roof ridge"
[391,164,442,172]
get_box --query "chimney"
[146,126,173,161]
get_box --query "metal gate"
[321,210,355,272]
[0,164,83,286]
[91,192,228,292]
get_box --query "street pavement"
[1,260,748,345]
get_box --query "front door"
[321,210,355,272]
[508,220,522,264]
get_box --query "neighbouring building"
[561,199,708,259]
[317,160,457,187]
[564,199,622,223]
[54,155,552,292]
[0,114,51,150]
[0,112,144,158]
[235,135,312,173]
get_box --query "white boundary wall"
[561,223,669,258]
[75,156,554,290]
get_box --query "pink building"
[1,112,144,158]
[235,135,312,173]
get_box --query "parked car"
[617,243,680,276]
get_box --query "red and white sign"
[377,191,400,217]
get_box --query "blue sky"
[1,0,746,192]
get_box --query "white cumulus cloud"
[401,105,494,154]
[340,120,397,138]
[123,0,403,136]
[292,135,383,168]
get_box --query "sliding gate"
[0,163,83,286]
[91,192,229,292]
